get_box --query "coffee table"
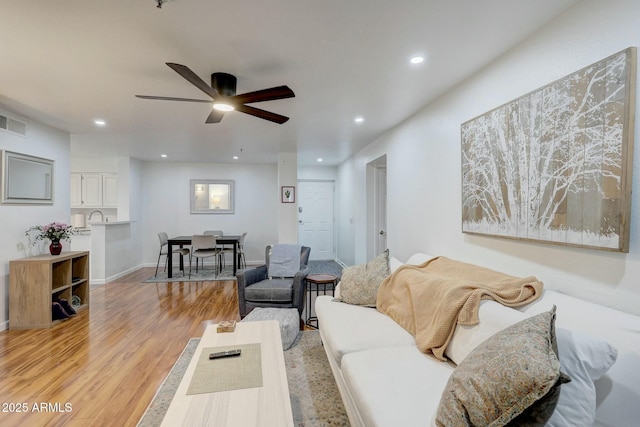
[160,320,294,427]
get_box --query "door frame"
[366,155,387,260]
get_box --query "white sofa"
[315,254,640,427]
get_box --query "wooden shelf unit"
[10,251,90,329]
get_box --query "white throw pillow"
[389,255,404,273]
[547,328,618,427]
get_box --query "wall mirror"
[190,179,235,214]
[1,150,54,205]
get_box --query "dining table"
[167,235,242,278]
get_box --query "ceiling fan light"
[213,103,234,112]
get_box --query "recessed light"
[317,158,323,162]
[94,119,106,126]
[410,56,425,64]
[160,154,167,158]
[354,116,364,123]
[233,156,239,160]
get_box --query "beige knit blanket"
[376,257,543,361]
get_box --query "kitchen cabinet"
[102,174,118,207]
[71,173,117,208]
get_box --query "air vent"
[0,114,27,137]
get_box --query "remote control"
[209,349,242,359]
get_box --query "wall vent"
[0,114,27,137]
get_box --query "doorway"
[367,155,387,259]
[297,180,335,260]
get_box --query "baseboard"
[334,258,348,268]
[0,320,8,332]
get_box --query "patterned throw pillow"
[436,306,570,427]
[339,250,390,307]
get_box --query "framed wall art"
[281,186,295,203]
[461,47,636,252]
[1,150,54,205]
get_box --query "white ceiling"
[1,0,580,165]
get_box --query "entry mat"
[187,343,263,395]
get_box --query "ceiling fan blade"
[166,63,219,99]
[206,109,225,124]
[232,85,295,104]
[235,104,290,124]
[135,95,212,103]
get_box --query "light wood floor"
[0,267,240,427]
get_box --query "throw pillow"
[547,328,618,427]
[436,307,570,427]
[339,249,390,307]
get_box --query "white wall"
[337,0,640,315]
[141,161,279,266]
[0,106,71,329]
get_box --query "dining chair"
[204,230,230,267]
[156,232,190,277]
[189,234,222,278]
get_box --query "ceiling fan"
[135,63,295,124]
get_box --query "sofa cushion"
[315,295,415,366]
[445,300,527,364]
[405,253,437,265]
[245,278,294,302]
[339,249,390,306]
[341,346,455,427]
[436,307,568,426]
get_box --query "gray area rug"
[137,330,349,426]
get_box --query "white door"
[298,181,335,260]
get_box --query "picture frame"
[461,47,636,252]
[1,150,54,205]
[281,186,295,203]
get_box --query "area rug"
[136,330,349,427]
[143,266,236,283]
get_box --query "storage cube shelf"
[10,251,90,329]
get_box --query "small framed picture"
[281,186,295,203]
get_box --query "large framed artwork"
[461,47,636,252]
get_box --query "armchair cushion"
[245,278,295,303]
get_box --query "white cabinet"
[71,173,117,208]
[102,174,118,207]
[70,173,82,207]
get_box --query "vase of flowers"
[26,222,77,255]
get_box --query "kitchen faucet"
[88,210,104,222]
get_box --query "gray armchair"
[237,245,311,319]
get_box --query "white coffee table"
[160,320,294,427]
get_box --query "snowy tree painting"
[462,48,635,252]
